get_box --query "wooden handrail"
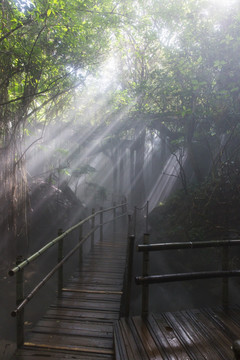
[135,235,240,317]
[136,270,240,285]
[138,239,240,252]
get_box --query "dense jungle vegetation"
[1,0,240,260]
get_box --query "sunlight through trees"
[1,0,240,260]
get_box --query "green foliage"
[149,152,240,242]
[1,0,240,244]
[72,165,96,177]
[0,0,123,142]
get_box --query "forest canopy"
[1,0,240,257]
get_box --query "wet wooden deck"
[114,307,240,359]
[12,233,127,360]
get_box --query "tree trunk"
[0,140,29,264]
[133,129,146,207]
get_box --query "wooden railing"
[119,201,150,318]
[133,201,149,236]
[9,201,127,347]
[135,234,240,318]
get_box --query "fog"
[1,0,240,357]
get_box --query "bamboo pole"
[91,208,95,247]
[146,201,149,233]
[222,246,229,309]
[142,233,150,318]
[128,214,132,236]
[133,206,137,237]
[11,227,96,317]
[57,229,64,297]
[100,207,103,242]
[79,221,83,267]
[16,255,24,347]
[124,235,135,317]
[9,203,127,276]
[136,270,240,285]
[138,239,240,252]
[233,340,240,359]
[113,202,116,234]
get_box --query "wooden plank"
[203,307,240,340]
[27,332,113,350]
[132,316,164,359]
[114,308,240,360]
[70,274,124,282]
[119,318,145,360]
[68,278,123,286]
[121,318,150,359]
[32,324,113,339]
[114,321,129,360]
[223,306,240,328]
[73,271,125,279]
[51,299,120,311]
[74,267,124,275]
[62,288,122,296]
[149,313,190,360]
[13,348,113,360]
[23,342,114,355]
[179,310,231,360]
[184,309,233,359]
[44,306,119,322]
[162,311,208,360]
[64,285,123,292]
[35,319,113,335]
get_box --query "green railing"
[9,201,127,347]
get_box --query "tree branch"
[0,17,33,43]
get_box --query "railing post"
[142,233,150,318]
[16,255,24,347]
[222,246,229,309]
[121,199,124,214]
[100,207,103,242]
[79,221,83,267]
[232,340,240,359]
[57,228,64,297]
[146,201,149,233]
[124,235,135,317]
[121,200,125,227]
[133,206,137,237]
[91,208,95,247]
[113,201,116,234]
[128,214,132,236]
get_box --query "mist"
[1,0,240,357]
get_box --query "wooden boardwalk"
[114,306,240,359]
[12,232,127,360]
